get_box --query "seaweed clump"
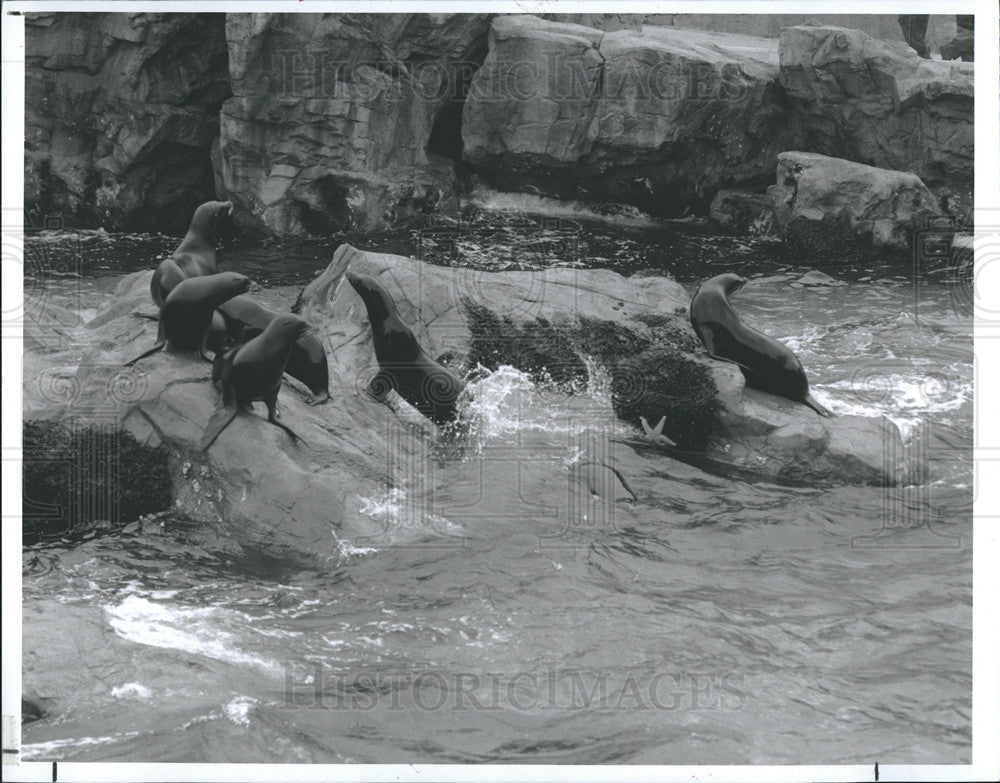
[22,420,173,545]
[463,301,720,449]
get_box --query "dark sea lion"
[206,295,330,404]
[150,200,233,307]
[689,273,832,417]
[201,314,311,452]
[346,271,465,425]
[125,272,253,367]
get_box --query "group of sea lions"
[126,201,830,456]
[126,201,467,451]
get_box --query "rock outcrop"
[768,152,943,255]
[462,15,790,217]
[25,12,230,232]
[25,14,972,238]
[462,16,973,225]
[217,13,492,235]
[23,245,908,552]
[778,24,973,220]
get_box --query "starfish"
[640,415,676,447]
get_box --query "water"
[21,196,972,763]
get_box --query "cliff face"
[778,25,973,219]
[462,16,789,217]
[24,13,973,236]
[218,13,492,235]
[461,16,973,222]
[25,12,230,233]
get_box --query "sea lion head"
[215,271,255,297]
[189,200,235,242]
[346,271,396,323]
[268,313,312,343]
[716,273,748,297]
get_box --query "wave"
[467,186,675,231]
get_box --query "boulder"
[24,246,908,555]
[217,13,493,235]
[24,13,230,232]
[778,24,973,219]
[462,15,790,217]
[767,152,943,255]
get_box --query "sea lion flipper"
[123,342,164,367]
[694,322,718,357]
[804,394,833,418]
[201,402,239,452]
[131,310,160,321]
[198,332,215,363]
[211,345,235,389]
[265,397,304,445]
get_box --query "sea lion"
[124,272,253,367]
[150,200,233,307]
[206,295,330,404]
[201,314,311,452]
[346,271,465,425]
[689,273,832,417]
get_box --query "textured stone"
[23,247,907,558]
[218,13,492,235]
[25,12,230,232]
[778,24,973,219]
[463,15,789,217]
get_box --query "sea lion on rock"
[125,272,253,367]
[346,271,465,425]
[689,273,832,417]
[207,295,330,404]
[201,314,311,452]
[150,200,233,307]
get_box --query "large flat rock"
[767,151,943,255]
[23,246,909,556]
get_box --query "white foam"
[21,731,141,759]
[468,185,664,229]
[111,682,152,699]
[223,696,258,726]
[105,595,280,674]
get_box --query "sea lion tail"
[201,404,239,452]
[804,394,833,418]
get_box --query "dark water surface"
[22,196,972,763]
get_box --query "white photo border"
[2,1,997,781]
